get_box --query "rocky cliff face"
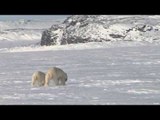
[41,15,160,46]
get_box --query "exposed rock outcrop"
[41,15,160,46]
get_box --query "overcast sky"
[0,15,69,21]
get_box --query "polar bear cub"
[45,67,68,86]
[31,71,45,87]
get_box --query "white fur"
[45,67,68,87]
[31,71,45,87]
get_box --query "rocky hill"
[41,15,160,46]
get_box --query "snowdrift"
[0,19,62,41]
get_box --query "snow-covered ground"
[0,40,160,105]
[0,18,64,55]
[0,19,63,42]
[1,16,160,105]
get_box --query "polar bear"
[31,71,45,87]
[45,67,68,86]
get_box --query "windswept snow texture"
[1,41,160,104]
[1,16,160,104]
[0,19,63,48]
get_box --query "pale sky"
[0,15,69,21]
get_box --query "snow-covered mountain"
[41,15,160,46]
[0,19,63,41]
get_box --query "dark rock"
[40,15,160,46]
[41,24,65,46]
[109,34,125,38]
